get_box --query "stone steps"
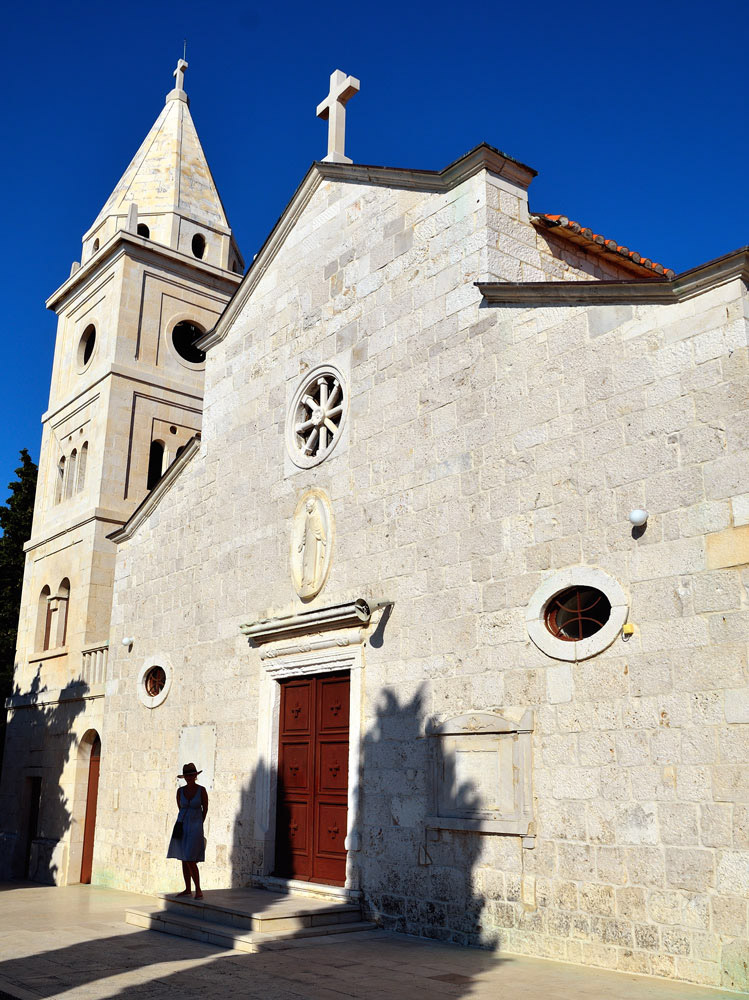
[125,886,376,953]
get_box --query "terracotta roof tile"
[535,214,675,280]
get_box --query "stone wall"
[97,164,748,991]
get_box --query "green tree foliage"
[0,449,37,730]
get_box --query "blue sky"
[0,0,746,493]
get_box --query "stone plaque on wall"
[427,711,534,843]
[178,724,217,791]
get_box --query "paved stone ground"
[0,883,734,999]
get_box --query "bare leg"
[190,862,203,898]
[177,861,192,895]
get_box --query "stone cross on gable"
[316,69,360,164]
[173,58,188,92]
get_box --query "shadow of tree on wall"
[357,685,499,948]
[229,757,270,887]
[0,671,88,884]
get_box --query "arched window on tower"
[191,233,206,259]
[77,443,88,492]
[56,578,70,647]
[147,440,165,490]
[137,223,150,239]
[37,585,51,651]
[66,450,78,500]
[55,457,65,504]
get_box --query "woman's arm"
[176,788,181,809]
[201,786,209,821]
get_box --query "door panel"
[318,742,349,793]
[318,676,350,730]
[276,672,349,885]
[282,680,312,733]
[80,736,101,884]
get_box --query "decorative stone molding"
[526,566,628,662]
[259,627,365,662]
[427,710,534,846]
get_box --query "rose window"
[286,366,347,468]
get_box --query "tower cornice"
[47,230,242,313]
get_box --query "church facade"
[2,64,748,991]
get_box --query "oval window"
[144,666,166,697]
[526,568,628,662]
[171,321,205,365]
[78,325,97,369]
[544,587,612,641]
[191,233,206,259]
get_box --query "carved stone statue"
[291,490,333,600]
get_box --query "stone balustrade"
[81,643,108,687]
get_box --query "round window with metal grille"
[544,587,612,641]
[286,365,346,468]
[144,666,166,698]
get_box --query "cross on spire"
[173,58,188,93]
[316,69,360,164]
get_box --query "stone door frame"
[255,644,363,890]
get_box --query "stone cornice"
[108,435,201,544]
[6,682,105,710]
[477,246,749,306]
[24,509,126,554]
[315,143,537,193]
[42,363,203,425]
[198,144,536,353]
[46,231,242,312]
[241,600,374,644]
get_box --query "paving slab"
[0,882,734,1000]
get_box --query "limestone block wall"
[97,167,748,991]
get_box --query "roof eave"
[477,247,749,305]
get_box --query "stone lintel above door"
[240,599,391,660]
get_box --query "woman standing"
[167,762,208,898]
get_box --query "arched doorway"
[80,733,101,884]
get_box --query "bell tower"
[0,61,243,883]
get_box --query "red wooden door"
[80,736,101,884]
[276,673,349,885]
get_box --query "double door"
[275,672,349,885]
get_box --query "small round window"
[191,233,206,259]
[171,321,205,365]
[137,658,172,708]
[144,666,166,697]
[544,587,611,641]
[137,223,150,238]
[78,325,97,369]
